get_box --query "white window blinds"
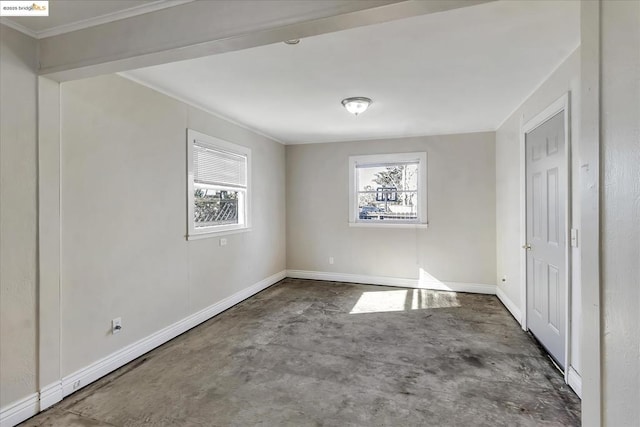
[193,143,247,188]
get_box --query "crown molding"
[2,0,195,40]
[119,72,286,145]
[495,45,579,131]
[0,18,39,38]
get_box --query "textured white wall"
[59,74,286,375]
[494,48,581,373]
[286,133,496,285]
[0,24,38,407]
[600,1,640,424]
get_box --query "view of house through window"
[349,152,427,225]
[356,162,419,221]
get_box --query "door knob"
[522,244,532,250]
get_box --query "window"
[348,152,427,227]
[187,129,250,239]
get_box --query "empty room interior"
[0,0,638,426]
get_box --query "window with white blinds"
[187,129,251,239]
[193,145,247,188]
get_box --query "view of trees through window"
[193,186,239,228]
[357,162,419,221]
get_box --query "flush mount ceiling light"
[341,97,372,116]
[284,39,300,45]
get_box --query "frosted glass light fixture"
[341,97,372,116]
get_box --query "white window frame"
[186,129,251,240]
[348,152,428,228]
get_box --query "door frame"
[519,92,572,382]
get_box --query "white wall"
[494,48,581,374]
[577,2,600,421]
[0,24,38,408]
[59,74,286,375]
[600,1,640,425]
[286,133,496,286]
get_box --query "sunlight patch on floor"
[350,289,461,314]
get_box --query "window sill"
[348,222,429,229]
[186,227,251,241]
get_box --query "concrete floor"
[22,279,580,426]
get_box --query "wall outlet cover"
[112,317,122,335]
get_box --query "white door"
[525,111,567,369]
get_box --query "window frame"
[186,129,251,240]
[348,152,428,228]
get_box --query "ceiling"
[123,0,579,144]
[4,1,579,144]
[3,0,191,38]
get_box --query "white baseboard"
[2,271,286,427]
[39,381,63,411]
[567,366,582,398]
[286,270,496,295]
[0,393,39,427]
[61,270,286,397]
[496,286,523,325]
[0,271,572,427]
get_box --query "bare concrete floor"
[22,279,580,426]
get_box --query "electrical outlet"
[112,317,122,335]
[501,275,507,283]
[329,256,334,265]
[73,380,81,390]
[220,238,227,246]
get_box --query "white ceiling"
[3,0,191,38]
[123,0,579,144]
